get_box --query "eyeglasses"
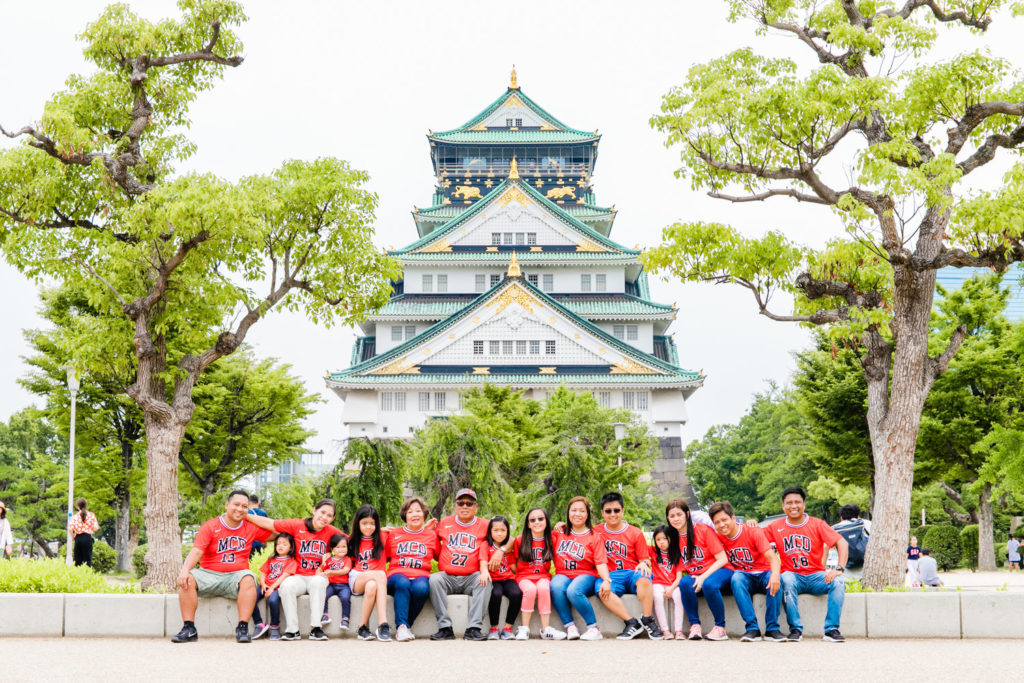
[528,517,546,523]
[455,500,476,507]
[603,508,623,514]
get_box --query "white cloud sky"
[2,1,1020,460]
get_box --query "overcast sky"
[2,1,1020,460]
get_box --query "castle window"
[503,340,514,354]
[626,325,638,341]
[422,274,433,293]
[489,341,500,354]
[515,118,523,127]
[527,232,537,245]
[515,232,525,245]
[491,233,501,245]
[437,274,448,293]
[623,391,634,410]
[434,392,446,410]
[503,232,513,245]
[392,326,403,341]
[596,274,606,292]
[381,392,393,411]
[545,340,556,354]
[419,392,430,410]
[637,392,649,411]
[530,340,540,354]
[405,325,416,339]
[491,274,501,287]
[527,274,538,287]
[542,274,553,291]
[473,341,484,355]
[475,274,486,292]
[598,391,611,408]
[516,340,527,354]
[613,325,625,339]
[506,118,513,127]
[394,392,406,411]
[580,274,592,292]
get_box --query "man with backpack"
[832,504,869,578]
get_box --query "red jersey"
[512,535,552,578]
[718,525,772,573]
[594,523,649,571]
[678,523,725,574]
[649,546,682,586]
[273,519,344,575]
[352,534,388,572]
[386,526,438,579]
[193,515,271,572]
[259,555,297,585]
[320,554,352,584]
[436,516,488,575]
[488,543,515,581]
[553,530,607,579]
[764,515,841,574]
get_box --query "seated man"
[170,490,272,643]
[709,501,785,643]
[593,492,662,640]
[764,486,848,643]
[916,548,944,587]
[428,488,491,641]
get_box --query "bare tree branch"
[946,101,1024,156]
[71,256,128,307]
[931,323,968,377]
[957,120,1024,175]
[708,188,830,204]
[880,0,992,30]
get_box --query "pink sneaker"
[705,626,729,641]
[663,629,674,640]
[688,624,703,640]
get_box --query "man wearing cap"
[428,488,491,641]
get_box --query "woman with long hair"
[549,496,613,641]
[512,507,565,640]
[665,498,732,641]
[68,498,99,567]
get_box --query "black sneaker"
[269,626,281,641]
[787,629,803,642]
[170,624,198,643]
[430,626,456,641]
[308,627,328,641]
[822,629,845,643]
[252,622,270,640]
[463,627,487,641]
[357,625,376,641]
[615,618,644,640]
[740,630,762,642]
[235,624,251,643]
[281,631,301,641]
[377,623,392,642]
[764,630,788,642]
[641,616,664,640]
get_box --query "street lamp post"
[613,422,627,491]
[65,366,80,566]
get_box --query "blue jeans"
[730,570,781,633]
[253,587,281,626]
[679,568,733,627]
[550,574,598,627]
[387,574,430,628]
[780,571,845,633]
[323,582,351,619]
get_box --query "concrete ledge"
[65,594,165,637]
[3,589,1017,639]
[865,592,961,638]
[960,591,1024,638]
[0,593,64,636]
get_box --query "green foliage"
[132,543,190,579]
[58,540,117,574]
[961,525,980,569]
[261,475,320,521]
[923,526,963,571]
[912,525,930,544]
[324,438,408,528]
[0,558,138,593]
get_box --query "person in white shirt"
[0,500,13,559]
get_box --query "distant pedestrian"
[247,494,268,557]
[907,537,921,583]
[1008,537,1020,573]
[916,549,943,588]
[0,501,13,559]
[68,498,99,567]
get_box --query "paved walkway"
[0,637,1010,681]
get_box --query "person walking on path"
[0,501,13,559]
[428,488,491,641]
[68,498,99,567]
[1007,536,1020,573]
[170,490,272,644]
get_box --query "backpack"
[833,519,869,569]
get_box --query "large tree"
[644,0,1024,588]
[0,1,398,587]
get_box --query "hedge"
[0,559,138,594]
[923,525,962,571]
[960,525,979,570]
[132,544,192,579]
[58,541,117,574]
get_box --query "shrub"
[923,525,962,571]
[960,525,979,570]
[996,543,1008,568]
[0,559,138,593]
[911,525,929,544]
[133,544,192,579]
[57,541,116,574]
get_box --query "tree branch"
[957,120,1024,175]
[881,0,991,30]
[946,101,1024,157]
[708,188,830,204]
[70,256,127,307]
[931,323,968,377]
[766,20,866,78]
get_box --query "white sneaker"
[565,623,580,640]
[515,625,530,640]
[540,626,567,640]
[580,626,603,641]
[395,624,415,642]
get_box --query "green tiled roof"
[331,275,699,383]
[394,178,637,256]
[370,294,674,319]
[415,205,465,218]
[563,204,615,218]
[429,130,599,144]
[396,251,638,263]
[328,373,701,388]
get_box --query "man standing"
[247,494,269,558]
[593,492,662,640]
[708,501,785,643]
[428,488,490,641]
[170,490,272,643]
[1007,536,1020,573]
[764,486,848,643]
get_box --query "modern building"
[936,265,1024,320]
[327,71,704,494]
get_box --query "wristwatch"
[835,567,845,573]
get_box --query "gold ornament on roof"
[507,252,521,277]
[508,157,519,179]
[539,367,557,375]
[498,185,529,208]
[419,238,452,253]
[610,358,657,375]
[546,187,576,201]
[487,282,536,315]
[510,65,519,89]
[372,356,420,375]
[452,186,482,201]
[473,367,491,375]
[575,237,606,252]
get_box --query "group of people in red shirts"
[170,485,849,644]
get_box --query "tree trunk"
[141,413,187,591]
[978,483,997,571]
[114,489,133,572]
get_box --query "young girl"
[349,504,390,642]
[666,499,732,641]
[650,525,684,640]
[253,533,297,640]
[512,508,565,640]
[486,516,521,640]
[907,536,921,585]
[318,534,352,631]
